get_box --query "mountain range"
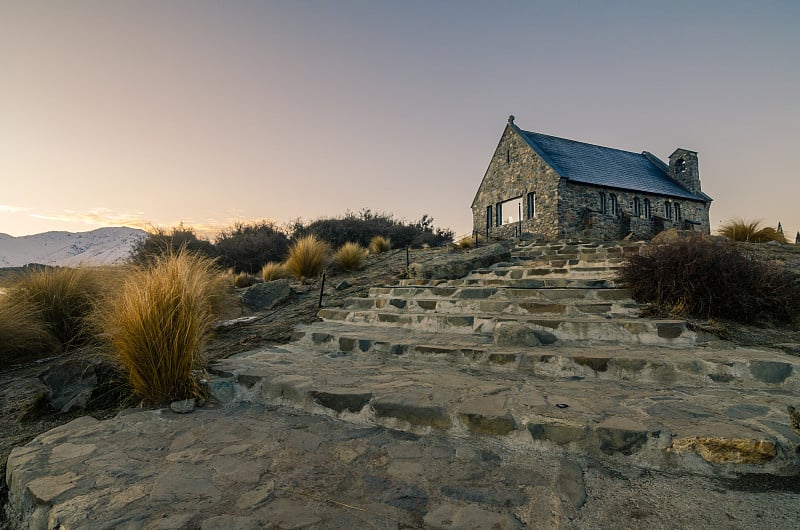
[0,227,147,267]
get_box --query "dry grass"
[334,242,366,271]
[95,251,224,404]
[261,261,288,282]
[284,235,331,283]
[233,272,258,288]
[718,218,787,243]
[6,267,105,348]
[0,295,58,363]
[369,235,391,255]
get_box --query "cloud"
[29,208,152,230]
[0,204,31,213]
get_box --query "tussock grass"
[334,242,366,271]
[96,251,224,404]
[284,235,331,283]
[0,295,58,362]
[7,267,103,348]
[718,218,787,243]
[369,235,391,255]
[232,272,258,288]
[261,261,288,282]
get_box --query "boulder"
[242,279,291,312]
[408,243,511,280]
[40,356,116,413]
[493,322,541,347]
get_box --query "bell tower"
[668,149,701,194]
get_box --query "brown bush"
[616,236,800,324]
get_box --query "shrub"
[334,242,366,271]
[718,219,787,243]
[295,209,453,249]
[261,261,287,282]
[284,235,331,282]
[7,266,104,348]
[215,221,290,273]
[232,272,258,288]
[130,224,217,265]
[0,295,58,363]
[96,251,223,404]
[369,235,391,255]
[617,236,800,324]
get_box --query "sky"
[2,1,799,240]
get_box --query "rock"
[424,502,523,529]
[408,243,511,280]
[39,356,116,413]
[670,437,777,464]
[749,361,793,384]
[334,280,352,290]
[170,399,196,414]
[241,279,291,312]
[493,322,541,347]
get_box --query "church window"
[527,192,536,219]
[665,202,672,221]
[610,194,619,216]
[633,197,641,217]
[643,199,651,219]
[676,158,686,173]
[599,192,607,215]
[675,203,682,222]
[486,205,493,228]
[496,202,503,226]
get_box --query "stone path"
[5,239,800,528]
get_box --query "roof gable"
[513,126,709,202]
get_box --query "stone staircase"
[209,239,800,477]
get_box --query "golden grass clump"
[7,266,104,348]
[0,294,58,362]
[284,235,331,283]
[718,218,787,243]
[261,261,288,282]
[334,242,366,271]
[369,235,391,255]
[233,272,258,288]
[96,251,224,405]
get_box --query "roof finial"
[508,115,515,124]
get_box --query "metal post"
[518,202,522,236]
[406,247,410,268]
[318,272,326,308]
[474,231,478,247]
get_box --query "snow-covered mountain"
[0,227,147,267]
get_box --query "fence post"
[318,272,326,308]
[406,247,410,269]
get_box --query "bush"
[7,266,104,348]
[369,235,391,255]
[334,242,366,271]
[215,221,290,273]
[295,209,453,249]
[284,235,331,283]
[96,251,223,404]
[261,261,288,282]
[718,219,787,243]
[130,224,217,265]
[0,295,58,363]
[617,236,800,324]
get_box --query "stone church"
[472,116,712,240]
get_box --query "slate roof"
[514,127,710,202]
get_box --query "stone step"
[317,308,694,346]
[427,278,620,288]
[288,322,799,391]
[464,265,622,281]
[208,344,800,476]
[340,296,640,318]
[368,286,636,303]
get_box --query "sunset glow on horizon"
[3,1,799,239]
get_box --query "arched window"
[676,158,686,173]
[643,199,651,219]
[675,203,682,222]
[526,192,536,219]
[599,192,607,215]
[665,202,672,221]
[496,202,503,226]
[486,205,493,229]
[610,194,619,216]
[633,197,641,217]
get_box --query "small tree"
[214,221,290,273]
[130,224,217,265]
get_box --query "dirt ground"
[2,241,800,528]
